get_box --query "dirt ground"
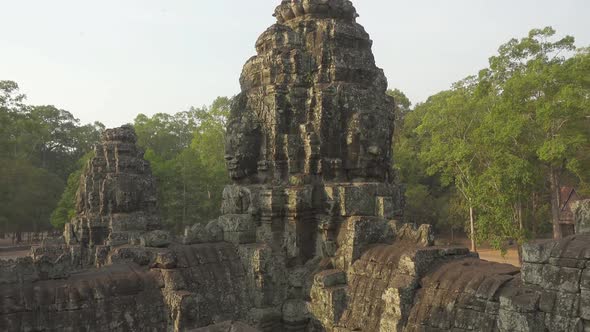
[477,247,520,267]
[0,238,33,260]
[0,249,30,260]
[436,236,521,267]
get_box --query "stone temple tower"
[65,125,161,248]
[219,0,405,328]
[223,0,403,254]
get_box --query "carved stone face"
[225,114,261,182]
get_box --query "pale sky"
[1,0,588,127]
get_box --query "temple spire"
[273,0,358,24]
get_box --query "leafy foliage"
[0,159,64,234]
[395,27,589,255]
[50,152,94,230]
[0,81,104,236]
[134,97,230,232]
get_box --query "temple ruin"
[1,1,589,331]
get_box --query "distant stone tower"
[65,125,161,247]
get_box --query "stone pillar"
[573,199,590,234]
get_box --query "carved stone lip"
[274,0,358,23]
[225,158,239,170]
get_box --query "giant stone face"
[225,108,262,183]
[225,0,396,185]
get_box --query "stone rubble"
[0,1,589,332]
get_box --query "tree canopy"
[0,81,104,238]
[393,27,589,256]
[133,97,231,232]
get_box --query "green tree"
[0,81,27,160]
[387,89,412,120]
[50,152,94,230]
[416,79,484,252]
[1,81,104,234]
[400,27,589,258]
[134,97,231,232]
[478,27,590,239]
[189,97,230,221]
[0,81,26,108]
[0,160,63,241]
[390,88,461,239]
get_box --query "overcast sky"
[1,0,589,127]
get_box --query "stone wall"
[0,262,168,331]
[0,241,253,331]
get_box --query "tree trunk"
[531,192,537,239]
[518,201,523,232]
[549,167,562,239]
[182,179,187,231]
[469,205,477,252]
